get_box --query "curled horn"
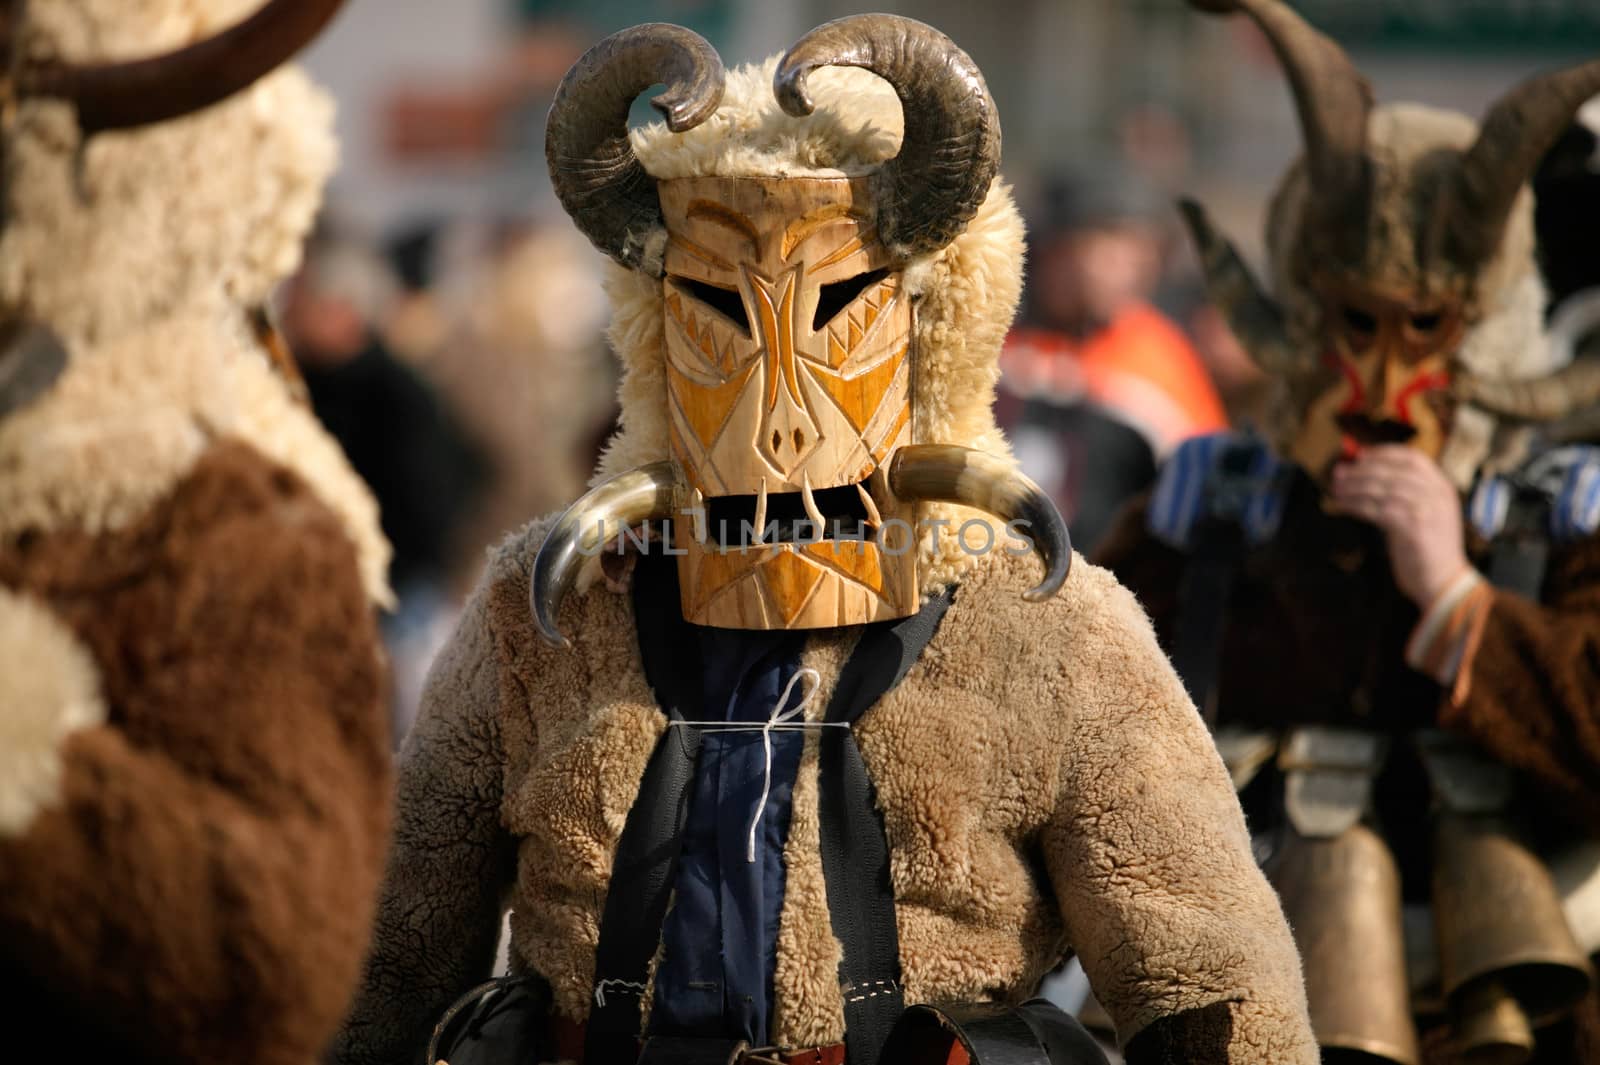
[1188,0,1373,241]
[1433,60,1600,273]
[774,14,1000,260]
[531,461,681,647]
[1457,356,1600,423]
[888,445,1071,602]
[1179,198,1308,376]
[544,24,725,276]
[16,0,347,135]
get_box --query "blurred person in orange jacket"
[999,167,1228,552]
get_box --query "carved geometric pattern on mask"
[661,177,913,496]
[759,548,827,626]
[677,538,907,630]
[659,175,920,629]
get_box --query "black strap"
[1169,518,1244,726]
[585,718,704,1065]
[1167,440,1286,726]
[1486,495,1554,598]
[881,1000,1109,1065]
[817,589,953,1065]
[584,560,708,1065]
[425,975,553,1065]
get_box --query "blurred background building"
[281,0,1600,726]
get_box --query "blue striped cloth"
[1147,432,1292,550]
[1468,445,1600,543]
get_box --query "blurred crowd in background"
[279,0,1600,735]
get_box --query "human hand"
[1329,445,1470,608]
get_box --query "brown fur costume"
[0,2,393,1061]
[0,444,390,1064]
[1096,483,1600,1065]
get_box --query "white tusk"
[856,482,882,528]
[753,478,768,544]
[688,486,707,544]
[801,471,827,530]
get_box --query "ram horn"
[17,0,347,135]
[531,461,682,647]
[1178,198,1307,376]
[774,14,1000,261]
[1434,59,1600,273]
[1456,356,1600,423]
[544,24,725,276]
[1187,0,1373,242]
[888,445,1071,602]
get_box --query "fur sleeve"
[331,572,520,1065]
[1039,565,1315,1064]
[1439,534,1600,830]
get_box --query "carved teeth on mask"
[531,460,682,647]
[689,486,708,543]
[888,444,1072,603]
[753,478,769,543]
[801,472,827,529]
[857,482,882,529]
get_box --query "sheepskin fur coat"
[336,56,1313,1065]
[0,3,393,1062]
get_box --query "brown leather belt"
[549,1017,848,1065]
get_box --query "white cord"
[668,666,834,863]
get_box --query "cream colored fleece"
[0,587,106,837]
[335,523,1316,1065]
[0,0,391,604]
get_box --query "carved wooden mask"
[1288,280,1461,482]
[659,175,919,629]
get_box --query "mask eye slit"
[676,278,750,337]
[1341,305,1378,337]
[813,268,888,332]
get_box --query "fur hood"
[0,0,391,605]
[593,57,1028,592]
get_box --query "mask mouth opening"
[702,476,875,548]
[1335,413,1417,446]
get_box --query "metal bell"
[1448,977,1534,1065]
[1432,812,1594,1026]
[1269,824,1421,1065]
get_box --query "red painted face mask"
[1290,281,1463,483]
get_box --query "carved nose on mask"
[760,374,820,474]
[749,269,821,476]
